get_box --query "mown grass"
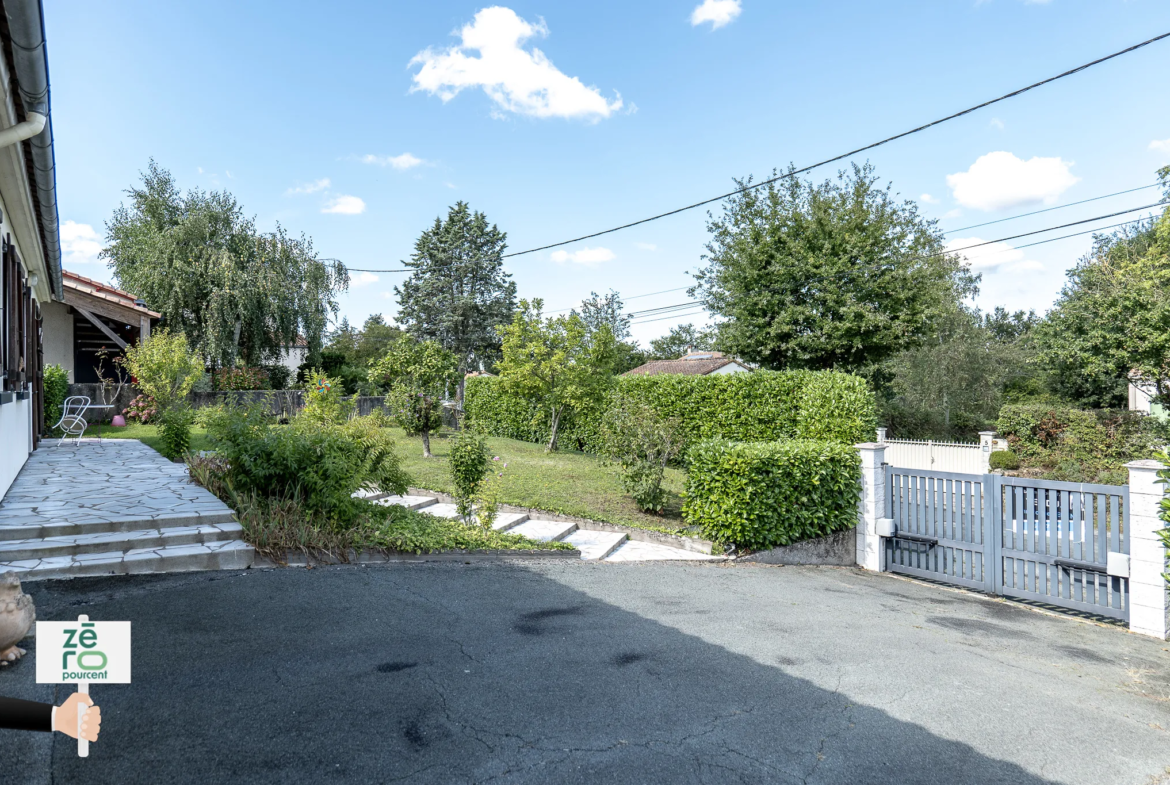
[389,427,694,536]
[84,422,213,456]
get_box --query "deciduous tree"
[496,299,617,452]
[369,337,459,457]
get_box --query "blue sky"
[46,0,1170,346]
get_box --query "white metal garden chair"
[52,395,91,445]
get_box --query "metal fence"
[883,466,1130,622]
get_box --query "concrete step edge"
[0,523,244,562]
[7,540,255,582]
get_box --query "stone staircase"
[0,441,254,581]
[373,493,718,562]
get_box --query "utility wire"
[496,31,1170,260]
[945,183,1160,233]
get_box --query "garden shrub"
[449,429,490,520]
[123,394,159,424]
[42,364,68,429]
[988,450,1020,471]
[1156,449,1170,586]
[465,369,876,453]
[598,399,686,513]
[260,364,292,391]
[213,365,270,391]
[158,403,195,461]
[298,370,353,425]
[122,329,204,411]
[204,404,410,527]
[996,404,1164,483]
[682,439,861,551]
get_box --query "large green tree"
[395,202,517,395]
[1035,183,1170,407]
[885,307,1039,439]
[104,160,346,368]
[693,163,976,373]
[648,324,715,360]
[573,289,645,373]
[496,299,617,452]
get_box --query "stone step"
[604,539,721,562]
[490,512,529,531]
[0,522,244,562]
[0,510,238,543]
[506,519,578,542]
[418,503,463,519]
[373,495,437,511]
[0,540,255,582]
[561,530,628,561]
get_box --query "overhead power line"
[496,31,1170,260]
[945,183,1161,233]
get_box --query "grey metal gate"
[883,467,1130,622]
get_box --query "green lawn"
[389,428,694,535]
[85,423,212,456]
[90,422,693,536]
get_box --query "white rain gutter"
[0,108,43,148]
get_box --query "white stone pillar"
[1126,459,1169,639]
[979,431,996,473]
[876,427,887,444]
[856,443,887,571]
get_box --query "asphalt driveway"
[1,560,1168,784]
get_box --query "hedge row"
[682,439,861,550]
[464,370,876,452]
[996,404,1164,484]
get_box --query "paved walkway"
[377,493,720,562]
[0,440,252,579]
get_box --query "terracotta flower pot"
[112,414,127,427]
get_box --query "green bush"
[260,364,292,391]
[1156,449,1170,587]
[988,450,1020,471]
[996,404,1162,483]
[598,399,686,513]
[298,370,354,425]
[43,364,69,429]
[204,405,410,527]
[465,370,876,453]
[158,403,195,461]
[449,429,490,519]
[682,439,861,551]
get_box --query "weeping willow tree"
[103,160,347,368]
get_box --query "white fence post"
[856,443,887,571]
[1126,459,1169,639]
[876,427,887,444]
[979,431,996,473]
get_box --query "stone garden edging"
[252,547,580,569]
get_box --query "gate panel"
[993,477,1129,621]
[885,467,989,591]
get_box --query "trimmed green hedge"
[996,404,1164,484]
[464,370,876,452]
[682,439,861,550]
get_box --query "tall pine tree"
[395,202,517,397]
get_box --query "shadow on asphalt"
[2,564,1058,785]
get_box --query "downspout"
[2,0,61,299]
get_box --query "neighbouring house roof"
[63,270,161,321]
[623,350,750,377]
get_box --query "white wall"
[0,396,31,495]
[709,362,750,375]
[1130,379,1153,414]
[41,299,73,381]
[279,346,307,376]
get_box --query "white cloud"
[919,193,938,204]
[945,237,1039,271]
[286,178,331,195]
[946,151,1079,211]
[550,246,615,265]
[989,118,1005,130]
[361,153,427,170]
[1150,138,1170,153]
[635,242,658,251]
[410,7,623,121]
[350,271,379,287]
[445,182,458,189]
[61,220,102,265]
[691,0,742,28]
[321,195,366,215]
[942,209,962,219]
